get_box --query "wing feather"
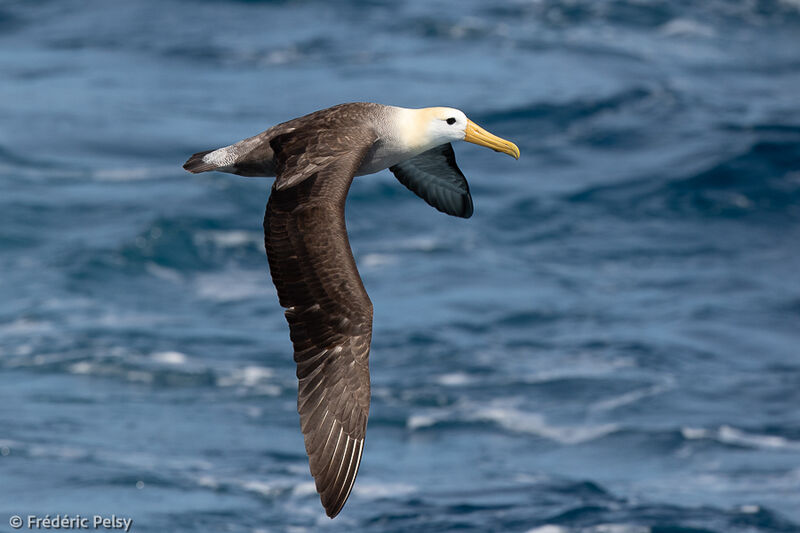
[263,128,376,518]
[389,143,474,218]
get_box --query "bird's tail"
[183,150,217,173]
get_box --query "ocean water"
[1,0,800,531]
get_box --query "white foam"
[435,372,472,386]
[352,482,416,499]
[0,439,20,451]
[591,526,649,533]
[590,380,673,412]
[475,407,618,444]
[688,467,800,496]
[218,365,278,395]
[239,365,273,385]
[729,193,753,208]
[69,361,93,374]
[397,236,439,252]
[681,427,707,440]
[681,425,800,450]
[110,346,127,357]
[194,230,260,248]
[245,406,263,418]
[94,310,167,327]
[194,270,273,302]
[241,480,278,497]
[361,253,397,269]
[718,425,800,450]
[145,262,183,283]
[407,413,442,430]
[0,318,53,334]
[528,526,648,533]
[292,482,318,497]
[260,48,303,66]
[409,404,617,444]
[29,444,89,460]
[151,351,188,365]
[522,355,636,384]
[194,475,220,489]
[15,344,33,356]
[526,526,568,533]
[659,18,715,37]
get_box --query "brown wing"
[263,127,376,518]
[183,103,386,178]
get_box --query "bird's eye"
[446,117,456,125]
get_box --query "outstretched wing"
[389,143,473,218]
[263,128,376,518]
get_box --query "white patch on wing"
[203,147,237,167]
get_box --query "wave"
[484,0,800,29]
[476,407,619,444]
[589,379,673,412]
[1,344,283,395]
[481,86,668,136]
[526,525,648,533]
[681,425,800,451]
[408,403,619,445]
[567,135,800,220]
[663,139,800,219]
[63,217,267,281]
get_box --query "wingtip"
[325,504,344,519]
[311,433,365,519]
[317,463,360,519]
[182,150,216,173]
[322,484,355,518]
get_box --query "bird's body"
[183,102,518,517]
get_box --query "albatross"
[183,102,519,517]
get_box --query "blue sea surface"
[1,0,800,531]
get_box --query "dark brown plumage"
[264,126,377,517]
[183,104,390,517]
[183,103,386,178]
[183,102,520,518]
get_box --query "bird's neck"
[382,106,438,157]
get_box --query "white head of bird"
[398,106,520,160]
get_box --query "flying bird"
[183,102,519,517]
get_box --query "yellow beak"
[464,119,520,159]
